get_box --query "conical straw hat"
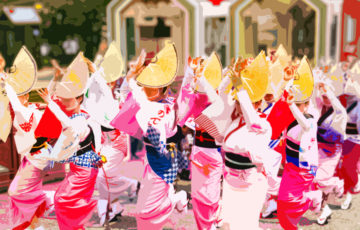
[267,58,287,99]
[275,44,291,67]
[0,82,12,142]
[100,41,125,83]
[323,63,345,96]
[291,56,314,103]
[196,51,222,92]
[6,46,37,95]
[136,40,178,88]
[54,52,89,98]
[238,51,270,102]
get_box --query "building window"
[204,17,227,65]
[330,16,337,58]
[345,14,356,43]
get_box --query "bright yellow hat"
[54,52,90,98]
[239,51,270,102]
[6,46,37,95]
[100,41,125,83]
[291,56,314,103]
[196,52,222,92]
[267,58,287,99]
[0,83,12,142]
[275,44,291,67]
[136,41,178,88]
[323,63,345,96]
[227,51,270,102]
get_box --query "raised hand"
[37,88,50,104]
[286,88,295,105]
[50,59,64,81]
[126,49,146,81]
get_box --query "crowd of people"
[0,40,360,230]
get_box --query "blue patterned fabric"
[268,139,280,149]
[60,150,102,169]
[58,112,101,168]
[145,125,188,184]
[177,151,189,171]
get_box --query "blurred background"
[0,0,359,78]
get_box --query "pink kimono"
[111,79,188,230]
[5,83,54,229]
[312,88,346,196]
[277,104,322,230]
[179,72,224,230]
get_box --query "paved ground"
[1,159,360,230]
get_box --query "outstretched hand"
[50,59,64,82]
[126,49,146,81]
[37,88,51,104]
[286,88,295,105]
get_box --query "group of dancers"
[0,41,359,230]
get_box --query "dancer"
[277,57,322,230]
[34,52,103,230]
[338,62,360,210]
[111,42,188,230]
[196,51,271,229]
[309,69,346,224]
[83,43,140,225]
[178,53,223,230]
[2,47,54,230]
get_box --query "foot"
[261,198,277,218]
[341,193,352,210]
[317,204,332,225]
[109,209,124,223]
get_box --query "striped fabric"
[268,139,280,149]
[194,114,223,142]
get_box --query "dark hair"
[76,94,84,104]
[162,86,168,94]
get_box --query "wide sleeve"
[218,76,231,100]
[289,103,311,131]
[47,100,72,127]
[197,75,220,103]
[326,88,346,117]
[5,83,32,121]
[128,78,149,108]
[236,89,261,127]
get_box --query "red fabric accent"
[267,91,295,140]
[338,140,360,194]
[34,99,74,139]
[19,113,34,132]
[224,117,245,143]
[12,201,47,230]
[9,103,15,121]
[339,94,349,108]
[208,0,224,5]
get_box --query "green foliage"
[37,0,110,67]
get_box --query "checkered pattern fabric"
[146,125,168,154]
[60,150,101,169]
[177,151,189,171]
[163,150,179,184]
